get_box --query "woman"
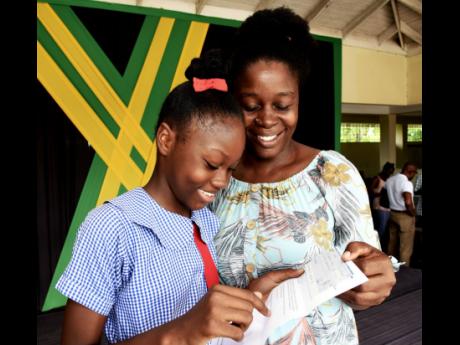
[210,7,396,344]
[370,162,395,240]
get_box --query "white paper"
[210,250,368,345]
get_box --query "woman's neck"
[234,141,319,183]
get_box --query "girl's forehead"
[185,116,241,136]
[177,117,245,154]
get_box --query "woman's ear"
[156,122,176,156]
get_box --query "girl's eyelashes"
[205,160,238,172]
[205,160,219,170]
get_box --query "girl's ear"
[156,122,176,156]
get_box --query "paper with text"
[210,250,368,345]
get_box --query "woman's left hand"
[338,241,396,310]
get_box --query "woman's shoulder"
[295,143,320,164]
[295,146,356,170]
[291,143,321,171]
[301,149,364,187]
[319,149,349,162]
[318,149,359,170]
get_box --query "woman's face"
[234,60,299,161]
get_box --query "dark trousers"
[372,209,391,239]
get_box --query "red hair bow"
[193,77,228,92]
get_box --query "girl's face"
[165,116,245,217]
[235,60,299,161]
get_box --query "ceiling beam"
[401,21,422,45]
[342,0,390,37]
[378,24,398,45]
[255,0,274,12]
[196,0,207,14]
[397,0,422,15]
[342,103,421,115]
[390,0,405,50]
[305,0,334,23]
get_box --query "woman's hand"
[339,241,396,310]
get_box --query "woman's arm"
[324,152,396,310]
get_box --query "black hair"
[155,49,243,140]
[382,162,395,173]
[380,162,395,179]
[227,7,316,88]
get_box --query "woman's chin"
[250,145,282,160]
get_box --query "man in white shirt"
[385,162,418,266]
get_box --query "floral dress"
[209,150,380,345]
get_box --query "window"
[340,123,380,143]
[407,124,422,142]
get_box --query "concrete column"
[379,114,396,168]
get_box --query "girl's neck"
[144,170,191,218]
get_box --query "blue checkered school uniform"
[56,187,220,343]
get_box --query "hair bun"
[185,48,228,81]
[229,6,316,83]
[235,7,313,55]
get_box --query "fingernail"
[342,251,351,260]
[254,291,262,299]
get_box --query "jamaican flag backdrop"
[37,0,341,312]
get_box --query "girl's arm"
[61,299,106,345]
[61,284,269,345]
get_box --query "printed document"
[210,249,368,345]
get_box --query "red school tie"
[192,222,219,289]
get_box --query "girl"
[56,50,277,345]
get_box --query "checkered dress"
[56,188,219,343]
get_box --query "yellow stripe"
[97,172,122,206]
[97,18,174,204]
[97,22,209,200]
[37,3,151,161]
[142,21,209,184]
[129,18,174,118]
[170,21,209,89]
[37,42,143,190]
[140,21,209,186]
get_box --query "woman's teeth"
[258,134,277,142]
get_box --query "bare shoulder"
[294,142,321,167]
